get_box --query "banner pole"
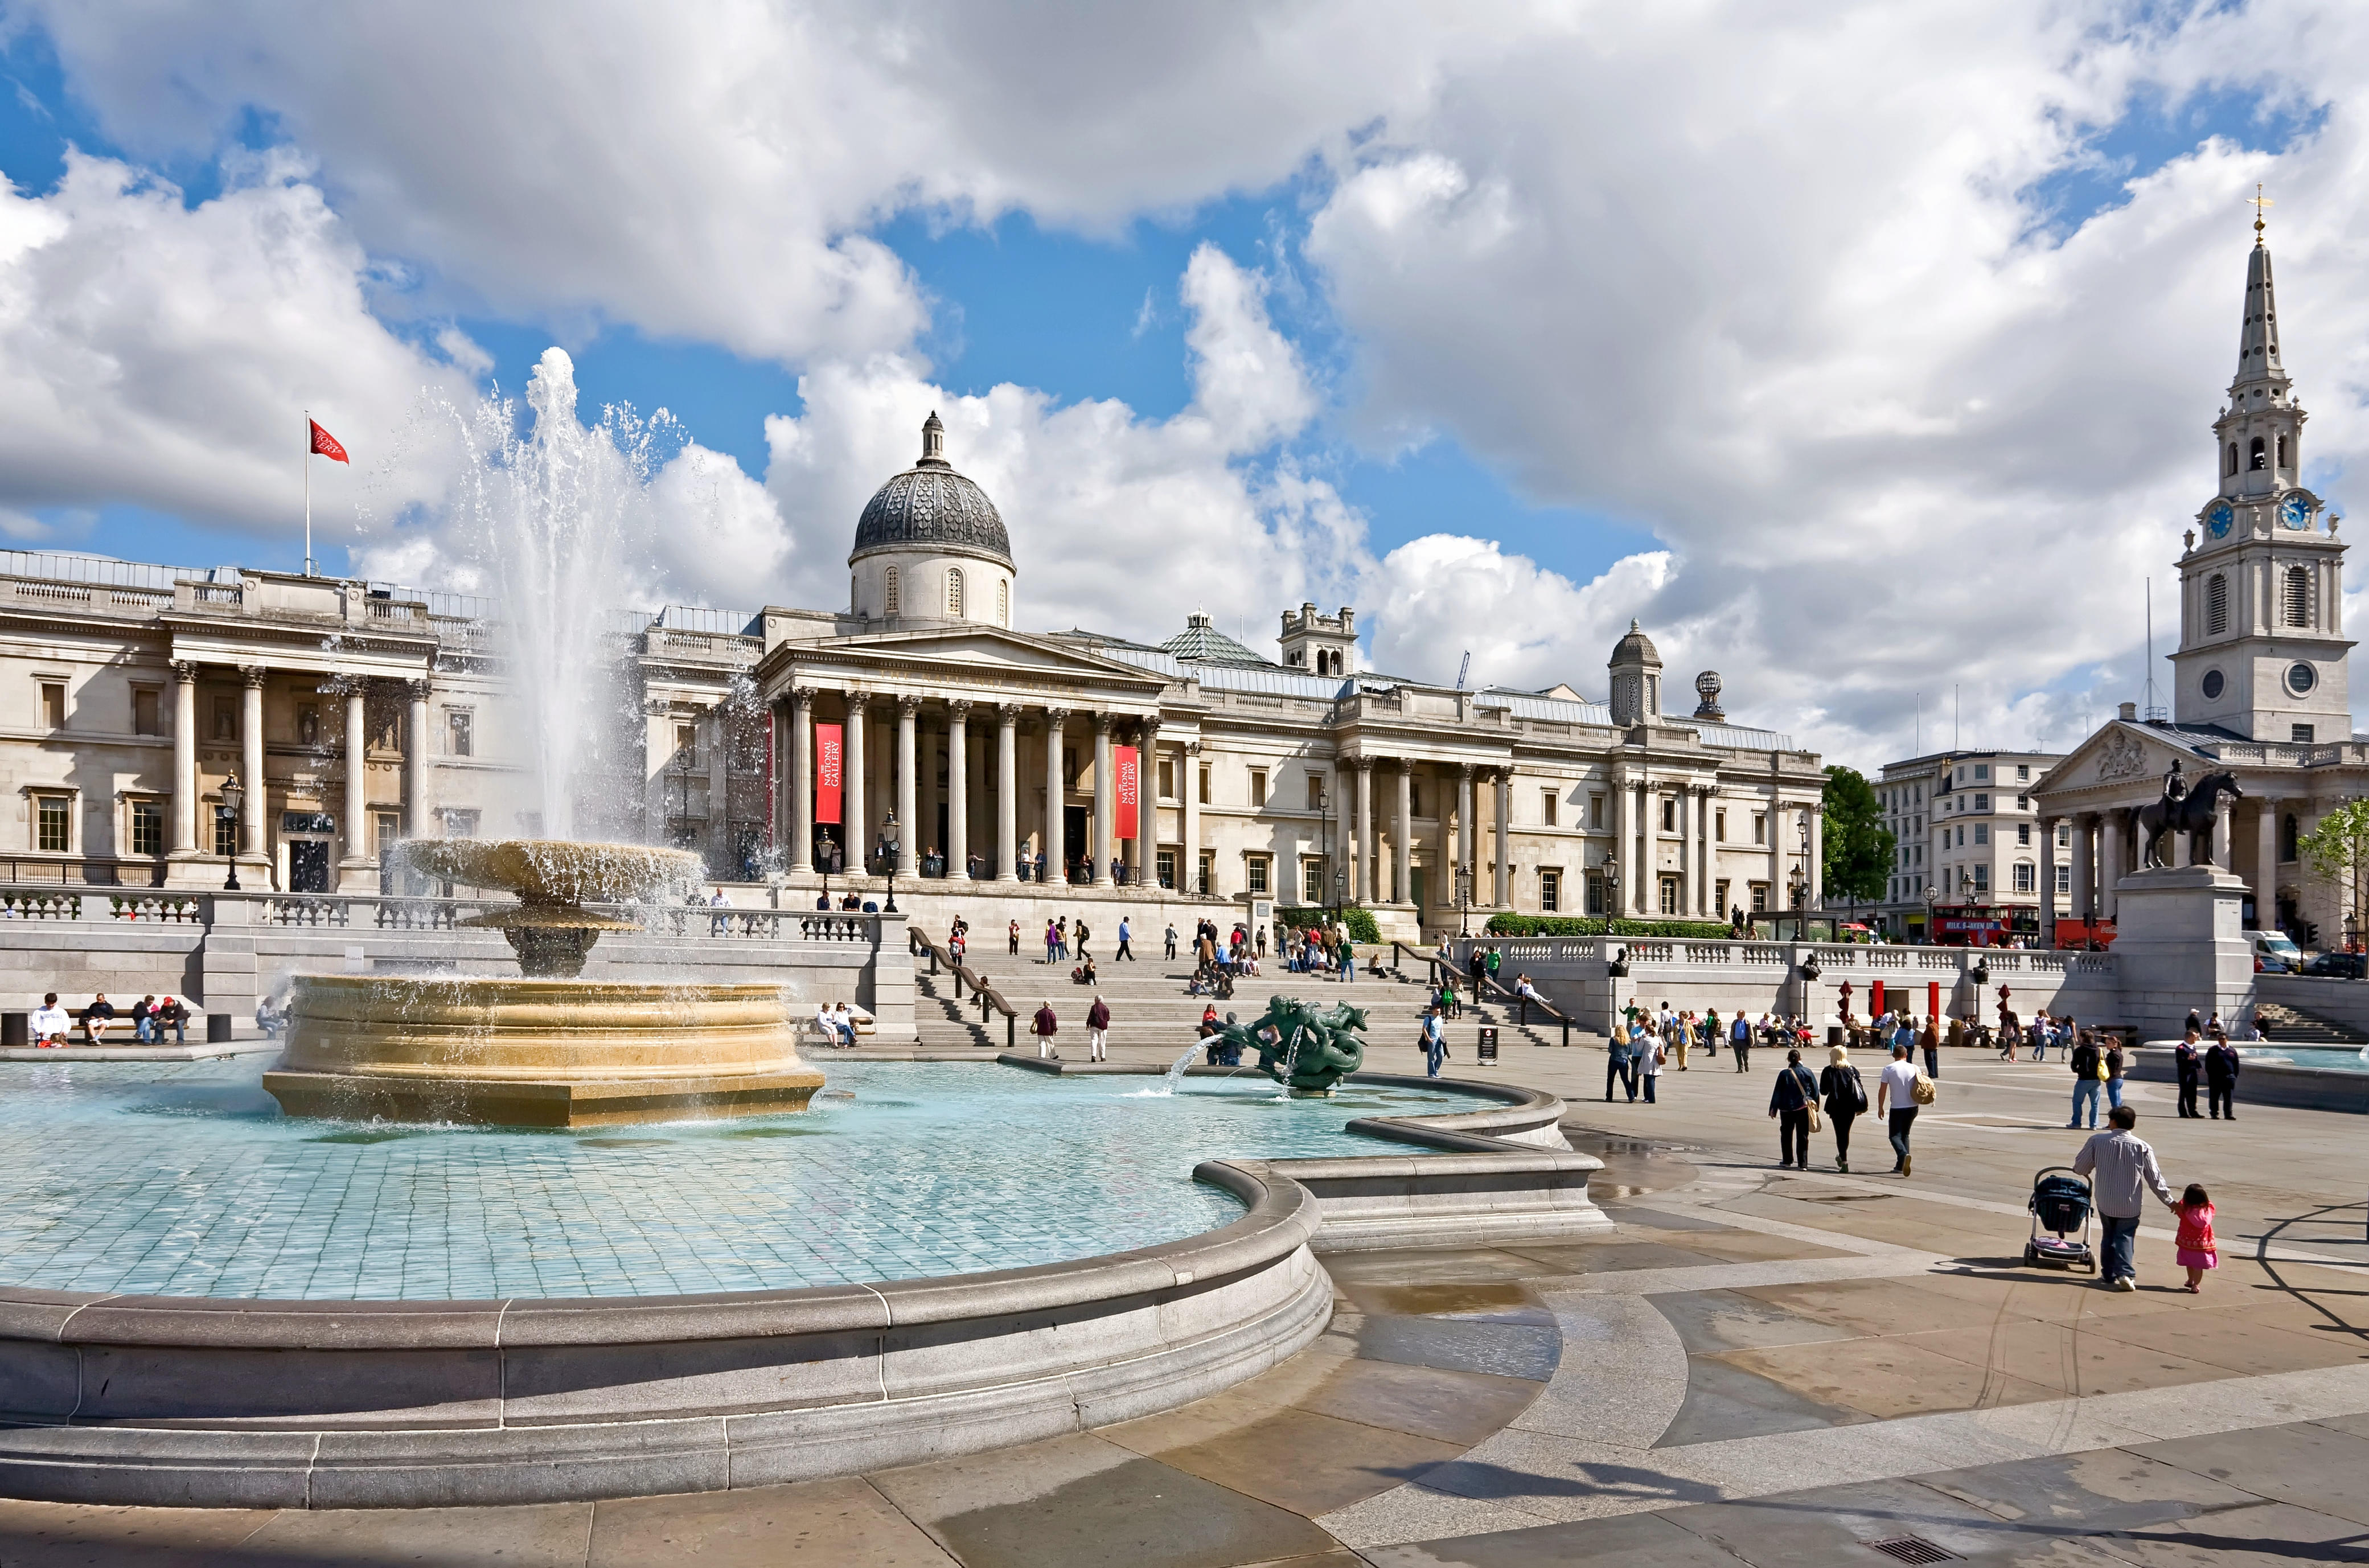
[303,409,313,577]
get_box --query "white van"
[2252,930,2305,972]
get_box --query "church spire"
[2232,186,2286,395]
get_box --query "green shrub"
[1277,905,1382,943]
[1481,914,1732,940]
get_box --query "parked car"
[2252,931,2306,974]
[2303,951,2369,979]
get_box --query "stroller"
[2025,1166,2097,1272]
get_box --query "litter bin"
[1,1012,25,1048]
[206,1012,233,1044]
[1476,1025,1499,1065]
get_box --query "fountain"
[262,839,824,1126]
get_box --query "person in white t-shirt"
[28,992,70,1048]
[1875,1041,1924,1177]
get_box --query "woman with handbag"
[1768,1048,1820,1169]
[1819,1042,1868,1173]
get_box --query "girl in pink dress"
[2174,1184,2218,1294]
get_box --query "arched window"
[2206,573,2228,635]
[947,567,964,618]
[850,572,859,613]
[2226,443,2238,476]
[2285,565,2311,627]
[2277,434,2290,468]
[883,565,900,617]
[2249,436,2267,471]
[997,579,1009,627]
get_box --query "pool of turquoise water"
[2244,1045,2369,1073]
[0,1060,1487,1300]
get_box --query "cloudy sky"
[1,1,2362,773]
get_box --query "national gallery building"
[0,413,1828,938]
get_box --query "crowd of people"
[26,991,190,1047]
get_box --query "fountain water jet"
[265,840,823,1127]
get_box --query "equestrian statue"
[2134,760,2243,869]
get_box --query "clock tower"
[2170,205,2351,743]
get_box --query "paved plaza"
[0,1003,2362,1566]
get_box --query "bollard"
[206,1013,233,1044]
[1,1012,26,1048]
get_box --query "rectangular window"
[1660,797,1676,832]
[1749,881,1768,912]
[1974,764,1990,781]
[212,808,236,857]
[2055,863,2072,894]
[1302,857,1325,904]
[1197,849,1214,896]
[1246,855,1270,895]
[1155,849,1176,889]
[1063,746,1080,789]
[2017,823,2031,845]
[1658,875,1681,916]
[447,710,475,757]
[1157,758,1176,800]
[1305,773,1325,810]
[34,793,70,852]
[443,808,481,839]
[133,688,160,736]
[2017,764,2031,781]
[1752,812,1766,845]
[1585,872,1608,915]
[1714,877,1730,914]
[1973,793,1990,811]
[1410,782,1424,817]
[1541,790,1557,827]
[1249,769,1267,809]
[2056,824,2070,848]
[2015,793,2029,810]
[130,799,163,856]
[673,721,697,758]
[1540,868,1560,912]
[1715,808,1727,841]
[373,810,403,862]
[1956,825,1966,847]
[2293,724,2315,744]
[2014,862,2036,893]
[39,682,64,728]
[211,696,235,741]
[1972,864,1991,893]
[1197,762,1210,804]
[1589,793,1604,829]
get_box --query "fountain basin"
[264,974,823,1127]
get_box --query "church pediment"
[2035,722,2199,798]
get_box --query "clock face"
[2206,502,2235,539]
[2280,492,2313,529]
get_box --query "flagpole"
[303,409,313,577]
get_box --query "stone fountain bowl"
[397,838,701,907]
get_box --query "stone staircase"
[910,945,1603,1060]
[2256,1000,2369,1048]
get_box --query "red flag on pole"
[814,724,844,826]
[309,420,350,463]
[1115,746,1140,840]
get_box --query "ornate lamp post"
[219,771,245,892]
[1455,865,1473,939]
[1601,854,1619,922]
[880,806,901,917]
[1922,882,1937,946]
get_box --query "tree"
[1821,765,1895,906]
[2297,799,2369,947]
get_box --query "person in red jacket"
[1086,996,1111,1061]
[1032,1001,1059,1061]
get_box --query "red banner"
[814,723,844,825]
[1114,745,1140,840]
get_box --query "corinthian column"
[843,696,867,873]
[1183,740,1202,893]
[1393,761,1412,905]
[1044,708,1069,881]
[946,700,970,880]
[1353,759,1373,904]
[170,661,198,855]
[895,695,919,876]
[338,680,371,887]
[996,704,1020,882]
[405,678,432,843]
[239,667,266,869]
[789,687,814,872]
[1493,767,1513,908]
[1093,713,1117,886]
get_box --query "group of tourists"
[1283,921,1357,982]
[27,991,188,1047]
[1028,994,1114,1061]
[1184,918,1257,998]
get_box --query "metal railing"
[909,926,1018,1050]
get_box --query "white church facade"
[2034,217,2365,947]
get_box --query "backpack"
[1732,1017,1751,1044]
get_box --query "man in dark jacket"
[1767,1048,1819,1169]
[2173,1028,2203,1118]
[2204,1031,2241,1119]
[1032,1001,1059,1061]
[2068,1032,2103,1129]
[1086,995,1111,1062]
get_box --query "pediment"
[2035,721,2194,797]
[781,625,1167,689]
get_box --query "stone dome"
[1608,618,1662,668]
[850,412,1013,570]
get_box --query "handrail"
[1475,968,1575,1046]
[909,926,1018,1049]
